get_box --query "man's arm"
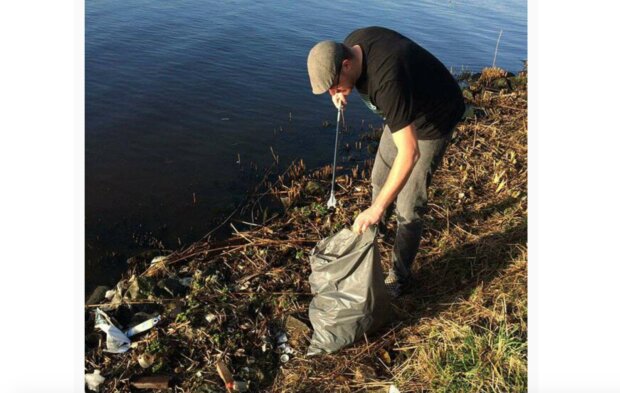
[352,123,420,234]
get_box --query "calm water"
[86,0,527,293]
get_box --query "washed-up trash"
[95,308,131,353]
[275,332,288,344]
[143,255,171,277]
[138,353,156,368]
[216,359,235,392]
[85,369,105,392]
[150,255,168,265]
[95,309,161,353]
[388,384,401,393]
[278,343,293,354]
[307,227,391,355]
[104,289,116,300]
[233,380,249,392]
[280,354,290,363]
[130,375,170,389]
[205,313,217,323]
[125,315,161,337]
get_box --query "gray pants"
[371,125,454,283]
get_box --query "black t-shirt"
[344,27,465,139]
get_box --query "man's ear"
[342,59,351,71]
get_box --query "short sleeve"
[374,81,416,132]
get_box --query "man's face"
[328,61,353,97]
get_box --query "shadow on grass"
[384,195,527,322]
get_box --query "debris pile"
[85,65,527,392]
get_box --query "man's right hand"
[331,92,347,110]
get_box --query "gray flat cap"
[307,41,344,94]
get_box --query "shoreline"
[85,65,528,392]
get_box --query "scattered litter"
[233,380,249,392]
[388,384,401,393]
[130,375,170,390]
[278,343,293,354]
[138,353,156,368]
[94,309,161,353]
[275,332,288,344]
[85,369,105,392]
[125,315,161,337]
[150,255,168,265]
[216,359,235,392]
[94,308,130,353]
[104,289,116,300]
[84,66,528,392]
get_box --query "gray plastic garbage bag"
[307,227,391,355]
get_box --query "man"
[307,26,465,297]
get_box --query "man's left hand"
[352,205,384,235]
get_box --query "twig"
[492,29,503,68]
[231,291,313,296]
[85,298,183,308]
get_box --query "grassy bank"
[85,65,527,392]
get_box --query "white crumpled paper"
[85,369,105,392]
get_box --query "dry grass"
[478,67,508,85]
[84,67,527,392]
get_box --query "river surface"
[86,0,527,293]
